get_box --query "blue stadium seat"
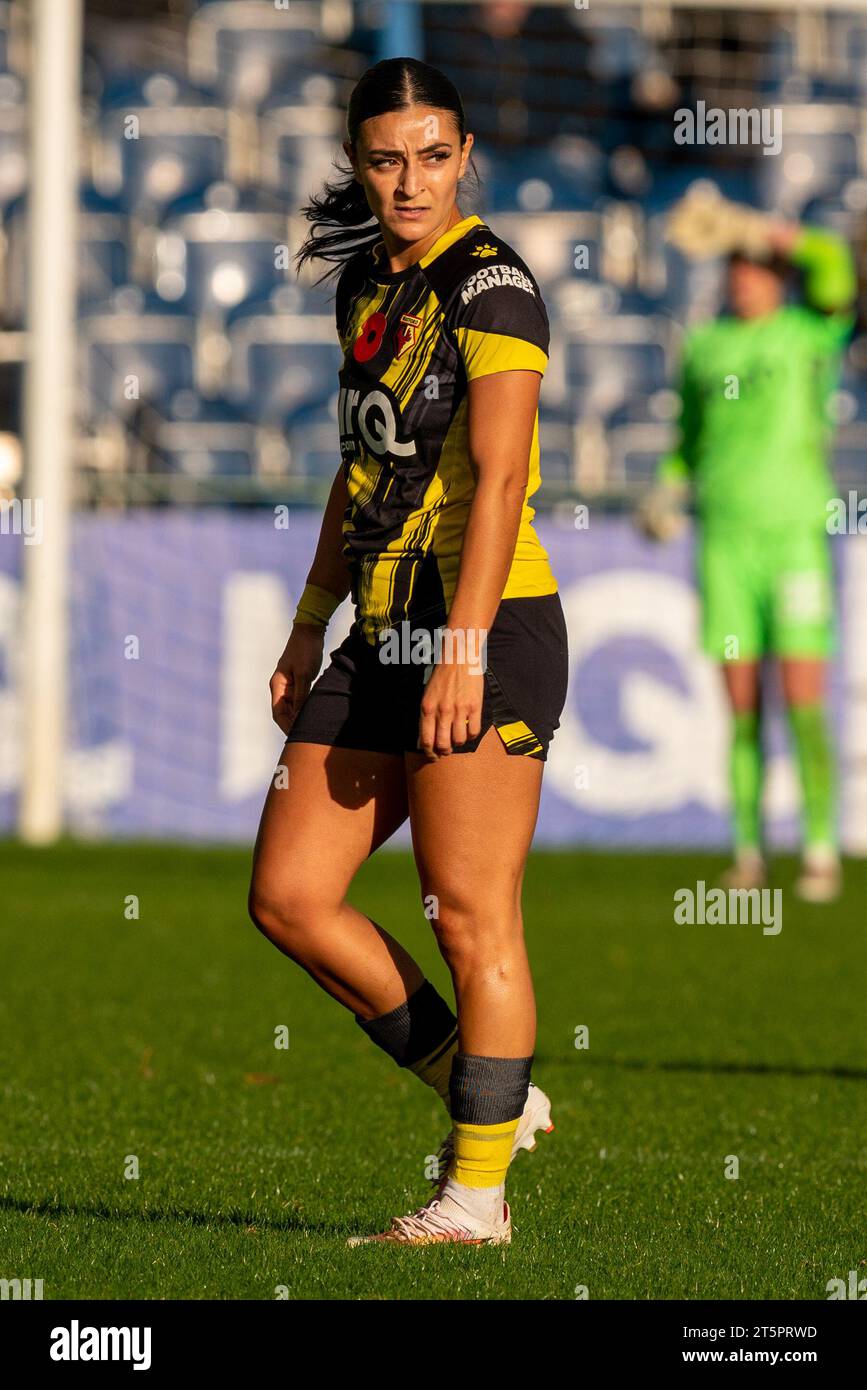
[3,188,130,325]
[483,146,605,214]
[641,213,725,324]
[587,19,651,81]
[0,75,25,212]
[759,21,799,91]
[832,425,867,490]
[607,421,676,490]
[98,73,229,214]
[153,185,291,314]
[488,211,604,292]
[283,398,341,480]
[828,15,867,96]
[78,190,130,307]
[537,405,574,484]
[80,293,198,424]
[757,108,860,215]
[187,0,322,110]
[564,319,673,420]
[146,394,257,477]
[0,1,15,76]
[257,101,344,203]
[641,168,758,218]
[614,287,675,319]
[226,298,341,424]
[799,193,865,246]
[837,352,867,425]
[607,391,681,430]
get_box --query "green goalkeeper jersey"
[659,227,857,529]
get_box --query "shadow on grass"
[0,1194,341,1234]
[535,1055,867,1081]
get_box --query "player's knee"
[247,882,283,939]
[247,877,321,956]
[431,899,522,975]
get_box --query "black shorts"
[285,593,569,761]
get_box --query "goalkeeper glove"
[635,478,689,542]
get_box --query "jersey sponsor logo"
[395,312,423,359]
[338,384,417,463]
[460,263,536,304]
[776,569,829,624]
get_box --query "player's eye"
[371,152,449,169]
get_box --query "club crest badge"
[395,312,423,359]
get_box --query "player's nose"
[398,162,425,198]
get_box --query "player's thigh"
[780,657,827,706]
[405,725,543,914]
[721,660,761,714]
[698,532,762,662]
[769,529,835,661]
[251,740,409,914]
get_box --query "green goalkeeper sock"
[787,703,837,852]
[730,710,763,853]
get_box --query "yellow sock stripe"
[453,1119,519,1189]
[407,1029,459,1108]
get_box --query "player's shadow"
[0,1194,331,1233]
[535,1055,867,1081]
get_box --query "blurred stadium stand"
[2,0,867,509]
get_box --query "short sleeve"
[449,257,550,381]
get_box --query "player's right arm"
[768,221,857,323]
[270,465,352,734]
[636,334,700,541]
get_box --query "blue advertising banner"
[1,513,864,849]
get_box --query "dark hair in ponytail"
[295,57,480,285]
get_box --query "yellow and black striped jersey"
[334,211,558,644]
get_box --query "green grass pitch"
[1,841,864,1300]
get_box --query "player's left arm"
[450,366,542,635]
[416,263,549,757]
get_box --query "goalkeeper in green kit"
[640,211,857,901]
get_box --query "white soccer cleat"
[719,849,768,892]
[347,1196,511,1247]
[794,847,842,904]
[429,1082,554,1190]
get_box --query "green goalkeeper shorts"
[697,524,835,662]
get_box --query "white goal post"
[19,0,82,843]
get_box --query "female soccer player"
[642,221,856,902]
[247,58,569,1246]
